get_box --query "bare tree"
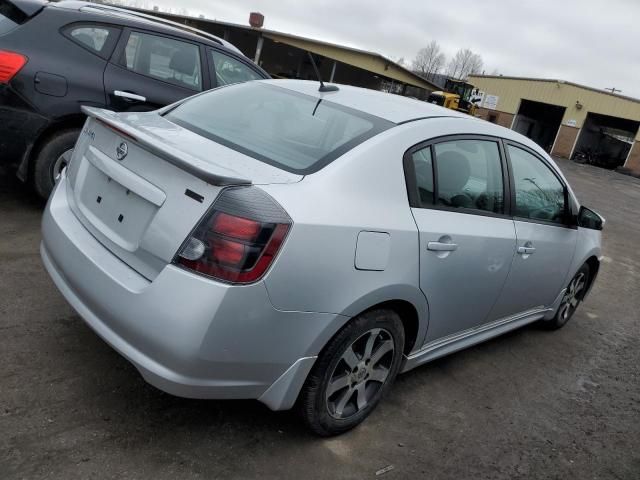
[446,48,483,80]
[412,41,446,79]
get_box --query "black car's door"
[37,23,121,110]
[103,28,208,111]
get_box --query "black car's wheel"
[542,264,590,330]
[33,129,80,200]
[298,309,404,436]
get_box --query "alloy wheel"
[558,272,586,321]
[326,328,395,419]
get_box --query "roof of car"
[266,79,470,124]
[52,1,242,54]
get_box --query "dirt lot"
[1,159,638,479]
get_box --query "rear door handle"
[114,90,146,102]
[517,246,536,255]
[427,241,458,252]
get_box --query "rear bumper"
[41,174,341,409]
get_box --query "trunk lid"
[65,108,301,280]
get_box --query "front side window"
[433,139,504,214]
[122,32,202,90]
[210,50,262,86]
[508,145,566,224]
[165,82,392,173]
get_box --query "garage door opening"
[572,113,640,169]
[513,100,565,153]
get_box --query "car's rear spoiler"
[81,106,251,187]
[5,0,47,18]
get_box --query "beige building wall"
[476,107,514,129]
[469,76,640,173]
[468,76,640,142]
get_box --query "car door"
[406,136,517,344]
[207,47,265,87]
[488,142,577,320]
[59,23,121,108]
[103,29,207,111]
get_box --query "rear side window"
[0,1,27,35]
[65,25,118,57]
[210,49,263,86]
[165,82,392,174]
[411,147,434,206]
[122,32,202,90]
[433,140,504,214]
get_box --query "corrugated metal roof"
[258,31,438,91]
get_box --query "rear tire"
[298,309,404,436]
[541,263,590,330]
[32,129,80,200]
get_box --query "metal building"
[469,75,640,174]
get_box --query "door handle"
[114,90,146,102]
[427,241,458,252]
[517,246,536,255]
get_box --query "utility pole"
[605,87,621,94]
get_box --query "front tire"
[298,309,404,436]
[32,129,80,200]
[542,264,590,330]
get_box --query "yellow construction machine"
[427,78,480,115]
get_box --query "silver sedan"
[41,80,603,435]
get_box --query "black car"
[0,0,269,198]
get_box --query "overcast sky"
[146,0,640,98]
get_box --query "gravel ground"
[0,158,638,479]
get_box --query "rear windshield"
[165,82,393,174]
[0,1,27,35]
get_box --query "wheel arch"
[357,300,421,355]
[583,255,600,299]
[18,114,86,182]
[334,286,429,357]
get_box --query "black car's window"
[0,1,26,35]
[411,146,434,206]
[433,140,504,214]
[68,26,115,55]
[210,49,262,86]
[508,145,566,224]
[122,32,202,90]
[165,82,392,174]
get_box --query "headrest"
[169,50,196,75]
[437,150,471,194]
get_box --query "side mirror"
[578,206,605,230]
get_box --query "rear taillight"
[175,187,291,284]
[0,50,27,84]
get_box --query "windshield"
[165,82,393,174]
